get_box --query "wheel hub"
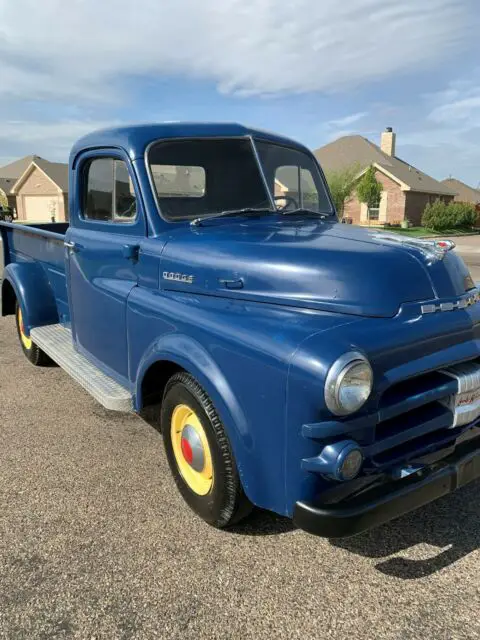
[180,424,205,472]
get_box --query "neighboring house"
[0,155,69,222]
[441,178,480,208]
[0,155,46,212]
[314,128,456,225]
[11,158,69,222]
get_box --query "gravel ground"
[0,240,480,639]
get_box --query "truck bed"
[0,220,70,323]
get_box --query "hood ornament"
[370,232,455,263]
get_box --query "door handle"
[64,241,79,252]
[122,244,140,261]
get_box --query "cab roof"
[70,122,309,164]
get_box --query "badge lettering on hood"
[163,271,194,284]
[421,291,480,314]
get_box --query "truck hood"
[159,218,473,317]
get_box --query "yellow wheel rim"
[171,404,214,496]
[17,308,32,350]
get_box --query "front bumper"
[293,435,480,538]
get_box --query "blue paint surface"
[1,122,480,521]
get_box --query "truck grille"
[371,360,480,468]
[302,359,480,473]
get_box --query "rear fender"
[1,262,58,333]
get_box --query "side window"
[84,158,137,223]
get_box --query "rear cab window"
[147,138,271,221]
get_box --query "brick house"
[314,128,456,225]
[10,157,69,222]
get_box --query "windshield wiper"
[191,207,273,226]
[279,208,331,218]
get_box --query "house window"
[367,203,380,221]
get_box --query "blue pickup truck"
[1,122,480,537]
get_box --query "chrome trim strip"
[440,361,480,427]
[421,290,480,314]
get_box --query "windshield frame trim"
[249,135,277,212]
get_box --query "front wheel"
[15,304,52,366]
[161,372,252,528]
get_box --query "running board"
[30,324,133,412]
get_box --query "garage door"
[23,195,60,222]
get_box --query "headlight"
[325,352,373,416]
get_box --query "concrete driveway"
[0,235,480,639]
[0,316,479,640]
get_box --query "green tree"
[325,163,360,216]
[0,189,8,209]
[356,165,383,210]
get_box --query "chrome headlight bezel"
[324,351,373,416]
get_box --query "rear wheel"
[161,372,252,528]
[15,303,51,366]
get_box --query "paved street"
[446,236,480,282]
[0,237,480,639]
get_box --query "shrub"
[422,200,478,231]
[448,202,478,228]
[422,201,450,230]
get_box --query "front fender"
[135,333,255,494]
[2,262,58,333]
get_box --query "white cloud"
[0,119,119,163]
[395,76,480,184]
[327,112,367,128]
[0,0,475,100]
[429,95,480,125]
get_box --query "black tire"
[15,303,52,366]
[161,372,252,528]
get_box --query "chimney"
[381,127,396,157]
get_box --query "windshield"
[147,137,333,221]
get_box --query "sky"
[1,0,480,186]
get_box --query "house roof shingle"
[314,135,455,196]
[34,158,69,192]
[0,155,46,181]
[0,155,68,193]
[0,177,16,196]
[441,178,480,204]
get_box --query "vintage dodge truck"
[1,123,480,537]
